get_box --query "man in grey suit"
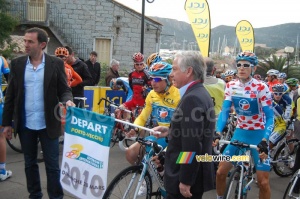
[154,51,215,198]
[2,27,74,199]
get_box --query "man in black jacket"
[65,46,94,107]
[85,51,101,86]
[154,51,215,199]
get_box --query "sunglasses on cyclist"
[273,92,283,96]
[150,76,166,82]
[57,55,67,59]
[237,63,251,68]
[134,63,144,66]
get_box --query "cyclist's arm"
[70,68,83,87]
[262,105,274,141]
[133,94,152,127]
[282,94,293,120]
[216,100,232,134]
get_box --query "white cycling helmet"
[224,70,235,77]
[266,69,280,77]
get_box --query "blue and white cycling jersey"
[217,78,274,140]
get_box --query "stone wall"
[49,0,162,68]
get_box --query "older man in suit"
[154,51,215,198]
[2,27,74,199]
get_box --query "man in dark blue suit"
[154,51,215,198]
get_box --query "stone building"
[8,0,162,68]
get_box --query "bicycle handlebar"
[219,140,257,149]
[110,104,131,113]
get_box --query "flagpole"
[114,118,161,135]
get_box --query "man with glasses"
[266,69,280,91]
[119,52,151,119]
[269,84,289,150]
[215,52,274,199]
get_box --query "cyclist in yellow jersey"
[203,57,225,118]
[125,61,180,165]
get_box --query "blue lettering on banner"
[232,97,259,116]
[106,90,126,105]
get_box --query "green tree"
[255,55,287,78]
[0,0,18,56]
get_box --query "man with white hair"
[105,59,120,86]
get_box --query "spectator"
[2,27,74,198]
[0,55,11,181]
[85,51,101,86]
[105,59,120,86]
[65,46,94,108]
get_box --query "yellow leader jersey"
[134,85,180,127]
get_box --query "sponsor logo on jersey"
[239,99,250,110]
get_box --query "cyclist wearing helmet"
[109,77,133,102]
[266,69,280,91]
[269,84,289,149]
[0,56,11,181]
[286,78,299,105]
[253,74,262,81]
[125,61,180,165]
[146,52,162,69]
[120,52,151,117]
[223,70,235,83]
[54,47,82,88]
[215,52,274,199]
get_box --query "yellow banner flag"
[185,0,211,57]
[235,20,255,52]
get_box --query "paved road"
[0,141,292,199]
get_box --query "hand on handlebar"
[125,128,138,138]
[212,132,222,147]
[257,140,268,160]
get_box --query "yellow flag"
[235,20,255,52]
[185,0,211,57]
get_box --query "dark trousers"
[166,192,203,199]
[293,146,300,192]
[19,127,63,199]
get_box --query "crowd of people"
[1,26,300,199]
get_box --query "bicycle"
[213,113,237,155]
[98,98,135,148]
[103,136,166,199]
[271,137,299,177]
[219,140,257,199]
[269,119,299,177]
[283,166,300,198]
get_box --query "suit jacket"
[2,53,73,139]
[164,82,215,195]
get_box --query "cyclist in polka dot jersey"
[214,52,274,199]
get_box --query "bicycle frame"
[124,140,167,198]
[220,140,257,199]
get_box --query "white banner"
[60,107,114,199]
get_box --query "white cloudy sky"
[115,0,300,28]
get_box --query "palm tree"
[255,55,291,78]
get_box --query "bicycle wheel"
[103,165,152,199]
[283,175,298,198]
[273,139,298,177]
[224,168,247,199]
[6,133,22,153]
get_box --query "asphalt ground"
[0,140,293,199]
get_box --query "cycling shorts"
[269,126,286,145]
[222,128,270,172]
[123,98,145,111]
[0,103,3,127]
